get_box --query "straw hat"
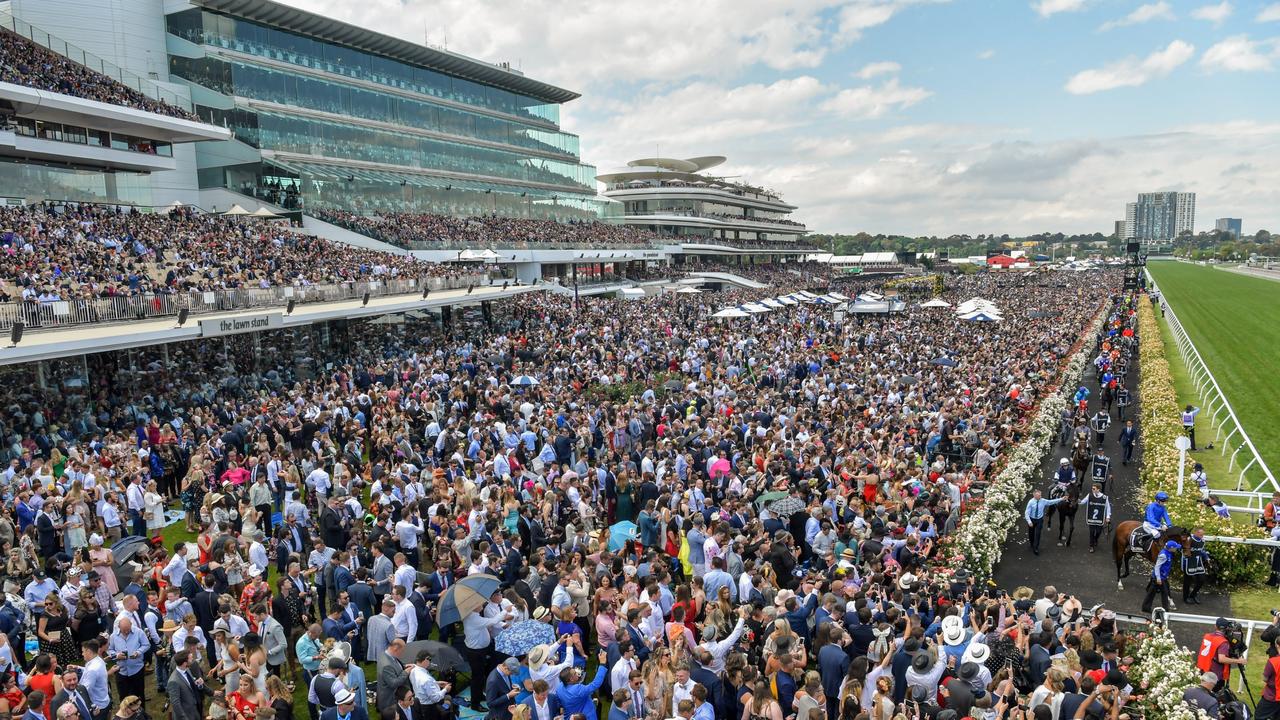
[528,644,551,671]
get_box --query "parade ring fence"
[1144,268,1278,497]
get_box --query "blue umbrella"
[495,620,556,657]
[435,573,501,626]
[608,521,639,551]
[930,357,957,367]
[511,375,540,386]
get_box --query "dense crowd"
[0,204,465,303]
[314,209,665,251]
[0,29,197,121]
[0,269,1167,720]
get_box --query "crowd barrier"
[0,273,491,334]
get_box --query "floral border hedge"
[946,309,1106,579]
[1130,625,1213,720]
[1134,300,1267,585]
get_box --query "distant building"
[1215,218,1243,238]
[1126,192,1195,244]
[1114,220,1125,239]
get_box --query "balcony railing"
[0,274,491,334]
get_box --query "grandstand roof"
[190,0,581,104]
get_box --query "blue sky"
[293,0,1280,235]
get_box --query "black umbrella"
[404,639,469,675]
[110,535,152,591]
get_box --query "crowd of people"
[0,29,197,121]
[313,210,666,251]
[0,203,468,304]
[0,267,1180,720]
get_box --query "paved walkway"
[1220,264,1280,284]
[993,316,1230,645]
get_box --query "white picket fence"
[1145,268,1278,493]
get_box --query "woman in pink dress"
[88,533,118,594]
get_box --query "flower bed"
[1135,300,1267,585]
[948,309,1105,579]
[1128,625,1213,720]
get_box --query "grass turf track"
[1145,261,1280,483]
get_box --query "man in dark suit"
[283,513,313,562]
[1118,419,1138,465]
[375,639,410,716]
[320,497,347,550]
[485,657,521,720]
[380,685,415,720]
[347,569,376,657]
[35,505,60,558]
[179,560,200,599]
[522,680,561,720]
[168,649,215,720]
[501,536,524,586]
[191,574,220,658]
[49,670,93,720]
[689,649,725,718]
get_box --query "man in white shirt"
[610,642,638,694]
[670,666,695,715]
[163,543,190,588]
[462,596,511,711]
[391,586,418,641]
[409,649,449,704]
[698,609,748,674]
[126,476,146,537]
[392,553,417,592]
[395,513,426,567]
[80,640,111,718]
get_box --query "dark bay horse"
[1113,522,1190,589]
[1071,431,1091,480]
[1050,483,1081,547]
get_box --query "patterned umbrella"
[608,521,639,551]
[766,495,806,517]
[435,573,501,626]
[495,620,556,657]
[511,375,540,386]
[754,491,788,508]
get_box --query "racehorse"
[1071,431,1091,480]
[1051,483,1081,547]
[1113,522,1190,589]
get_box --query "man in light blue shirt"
[701,557,736,602]
[79,640,111,718]
[108,617,149,700]
[1024,489,1064,556]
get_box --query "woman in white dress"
[211,627,241,695]
[144,479,166,534]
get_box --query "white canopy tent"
[759,299,784,309]
[920,298,952,308]
[222,204,251,216]
[741,303,771,313]
[675,286,702,294]
[827,292,851,302]
[775,296,800,305]
[711,308,750,319]
[958,310,1003,322]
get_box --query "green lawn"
[1147,261,1280,489]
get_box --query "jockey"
[1073,386,1090,411]
[1054,458,1076,487]
[1143,492,1173,546]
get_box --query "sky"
[285,0,1280,236]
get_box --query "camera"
[1222,620,1248,656]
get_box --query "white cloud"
[1064,40,1195,94]
[280,0,848,90]
[978,49,996,59]
[1033,0,1087,18]
[837,0,948,40]
[1191,2,1232,24]
[1098,1,1175,31]
[821,79,933,119]
[855,61,902,79]
[1200,35,1279,71]
[1259,4,1280,22]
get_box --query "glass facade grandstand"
[164,7,599,219]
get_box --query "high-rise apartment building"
[1215,218,1242,238]
[1125,192,1195,244]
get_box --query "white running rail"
[1145,268,1279,492]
